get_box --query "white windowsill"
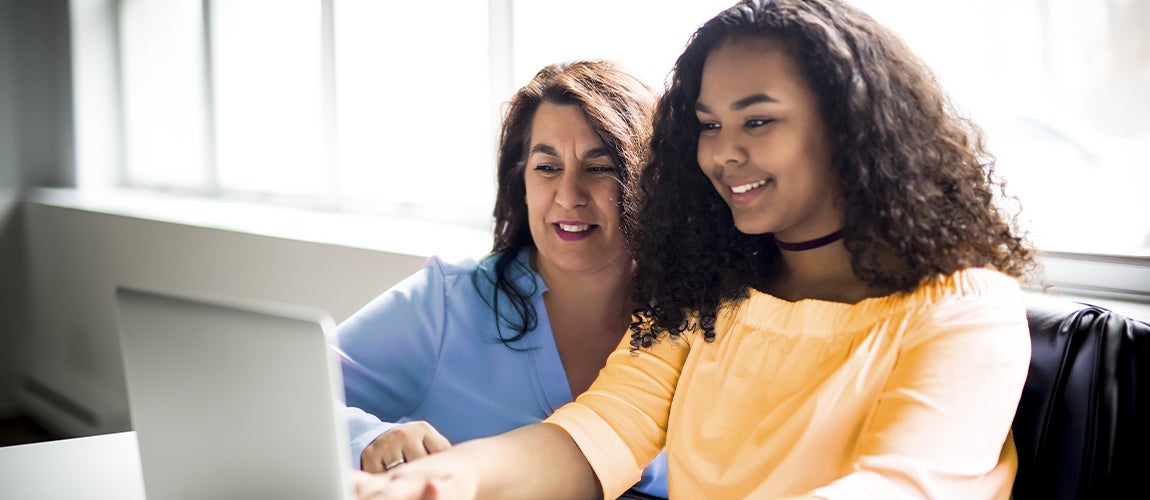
[24,187,493,262]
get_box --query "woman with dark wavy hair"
[354,1,1037,498]
[337,59,666,498]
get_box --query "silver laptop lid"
[114,286,353,500]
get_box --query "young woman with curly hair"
[354,1,1038,498]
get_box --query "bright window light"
[120,0,209,189]
[106,0,1150,258]
[334,0,494,217]
[855,0,1150,256]
[512,0,733,91]
[211,0,327,197]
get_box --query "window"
[96,0,1150,260]
[210,0,327,197]
[333,1,493,218]
[112,0,730,226]
[854,0,1150,258]
[511,1,733,90]
[120,0,208,189]
[118,0,498,225]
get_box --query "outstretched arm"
[355,423,599,500]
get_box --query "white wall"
[19,199,444,437]
[0,0,26,418]
[1,0,74,417]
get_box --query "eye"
[586,164,619,175]
[745,118,774,129]
[699,121,721,133]
[533,164,561,176]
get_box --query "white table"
[0,431,146,500]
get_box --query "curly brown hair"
[626,0,1037,348]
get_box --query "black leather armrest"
[1012,293,1150,499]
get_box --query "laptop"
[113,286,355,500]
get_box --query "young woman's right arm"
[355,423,601,500]
[355,325,695,499]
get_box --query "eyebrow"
[529,143,613,161]
[695,93,779,113]
[530,144,560,157]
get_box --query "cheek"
[591,183,623,223]
[695,142,709,170]
[523,179,548,223]
[695,141,721,183]
[525,192,546,221]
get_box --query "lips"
[727,178,774,205]
[558,223,590,232]
[731,179,769,194]
[553,221,597,241]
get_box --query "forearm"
[456,423,600,500]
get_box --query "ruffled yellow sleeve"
[544,329,695,499]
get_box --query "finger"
[397,421,441,462]
[377,474,443,500]
[420,479,441,500]
[361,434,389,473]
[353,470,391,498]
[362,445,391,473]
[421,477,456,500]
[363,430,413,472]
[425,474,474,500]
[362,454,383,474]
[365,446,407,473]
[355,472,431,500]
[383,455,408,471]
[401,436,430,462]
[422,431,452,454]
[362,456,382,474]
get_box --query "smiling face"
[695,36,843,242]
[525,102,628,276]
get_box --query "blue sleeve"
[634,451,669,498]
[336,257,448,469]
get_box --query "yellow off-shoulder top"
[545,268,1031,499]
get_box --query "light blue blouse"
[337,249,668,498]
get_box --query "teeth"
[731,179,768,194]
[558,224,591,232]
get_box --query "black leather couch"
[1013,294,1150,499]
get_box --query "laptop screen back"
[114,286,353,500]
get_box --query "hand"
[361,421,452,473]
[354,470,444,500]
[352,454,478,500]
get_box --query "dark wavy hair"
[476,60,656,345]
[627,0,1037,348]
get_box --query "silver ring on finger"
[384,457,406,470]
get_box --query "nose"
[554,169,589,209]
[704,129,747,170]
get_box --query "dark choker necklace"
[774,229,844,252]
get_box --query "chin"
[732,220,772,236]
